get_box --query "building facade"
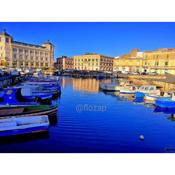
[56,56,73,71]
[113,49,143,73]
[73,53,113,72]
[142,48,175,75]
[113,48,175,75]
[0,30,54,72]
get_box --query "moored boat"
[0,105,58,118]
[144,94,161,104]
[0,115,49,137]
[137,85,160,95]
[0,86,52,105]
[100,83,120,91]
[155,97,175,109]
[18,85,52,104]
[119,85,139,94]
[23,80,61,99]
[100,78,121,91]
[0,87,38,106]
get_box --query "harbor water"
[0,77,175,153]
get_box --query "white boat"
[119,85,139,94]
[146,91,173,104]
[99,79,119,91]
[100,83,120,91]
[144,94,160,103]
[22,80,61,98]
[0,115,49,137]
[137,85,160,95]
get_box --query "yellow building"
[56,56,73,71]
[143,48,175,74]
[73,53,113,72]
[0,30,54,72]
[113,49,143,73]
[113,48,175,75]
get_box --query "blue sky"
[1,22,175,59]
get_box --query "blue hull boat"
[155,97,174,109]
[0,87,38,106]
[0,115,49,137]
[0,87,52,105]
[23,80,61,99]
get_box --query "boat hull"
[100,84,120,92]
[120,90,135,94]
[0,125,48,137]
[0,106,58,118]
[155,98,175,108]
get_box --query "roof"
[44,40,53,45]
[12,41,45,49]
[74,53,114,59]
[0,29,12,37]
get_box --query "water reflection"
[61,77,111,93]
[2,77,175,153]
[72,78,100,93]
[61,77,175,119]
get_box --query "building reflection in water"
[72,78,100,93]
[61,77,111,93]
[61,77,73,88]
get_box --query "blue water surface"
[0,77,175,153]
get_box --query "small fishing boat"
[0,105,58,118]
[133,86,160,103]
[0,87,38,106]
[100,83,120,91]
[0,115,49,137]
[23,80,61,98]
[0,87,52,105]
[144,94,160,104]
[137,85,160,95]
[19,85,52,104]
[100,79,120,91]
[155,97,175,109]
[119,86,139,94]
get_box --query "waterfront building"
[56,56,73,71]
[73,53,114,72]
[113,48,175,75]
[143,48,175,75]
[113,49,143,73]
[0,30,54,73]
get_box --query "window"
[13,54,17,59]
[165,61,168,66]
[19,49,23,53]
[13,48,17,52]
[155,61,159,66]
[6,38,9,43]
